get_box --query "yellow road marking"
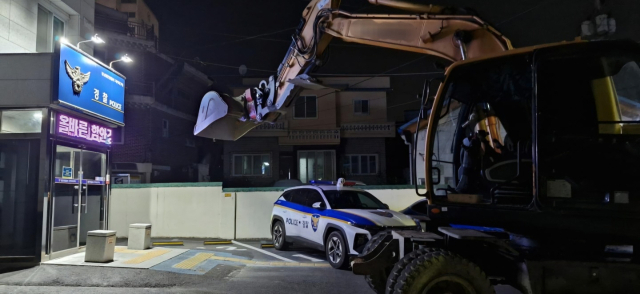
[174,253,214,269]
[152,241,183,246]
[123,249,170,264]
[204,241,232,245]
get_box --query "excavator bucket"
[193,91,258,141]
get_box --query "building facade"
[0,0,127,266]
[223,77,395,187]
[93,1,215,184]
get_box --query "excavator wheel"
[362,231,392,293]
[385,247,444,294]
[392,250,494,294]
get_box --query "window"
[233,154,271,176]
[305,189,325,207]
[0,110,43,133]
[324,190,386,209]
[343,155,378,175]
[298,150,335,183]
[36,6,64,53]
[612,61,640,121]
[535,49,640,206]
[294,96,317,119]
[289,189,306,205]
[126,12,136,18]
[354,100,369,115]
[162,120,169,138]
[121,0,137,3]
[281,190,294,201]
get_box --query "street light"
[109,54,133,67]
[77,34,105,48]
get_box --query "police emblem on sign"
[311,214,320,232]
[65,60,91,94]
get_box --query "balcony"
[279,129,341,145]
[95,16,157,51]
[246,121,289,137]
[341,122,396,138]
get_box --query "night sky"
[144,0,637,121]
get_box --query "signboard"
[62,166,73,179]
[57,113,112,145]
[57,42,125,125]
[112,174,131,185]
[54,178,106,185]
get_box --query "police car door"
[275,190,298,236]
[284,189,307,236]
[303,188,327,245]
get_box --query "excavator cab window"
[535,44,640,212]
[431,54,533,205]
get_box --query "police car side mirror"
[312,202,326,209]
[383,203,390,209]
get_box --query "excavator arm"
[194,0,512,141]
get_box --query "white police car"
[270,178,418,269]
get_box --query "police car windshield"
[323,190,387,209]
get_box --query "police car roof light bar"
[310,180,335,185]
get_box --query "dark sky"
[144,0,638,120]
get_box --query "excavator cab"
[428,52,533,205]
[426,40,640,216]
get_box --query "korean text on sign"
[58,114,112,144]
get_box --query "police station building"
[0,37,125,266]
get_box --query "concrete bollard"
[85,230,116,263]
[128,223,152,250]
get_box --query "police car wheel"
[272,221,288,250]
[325,231,348,269]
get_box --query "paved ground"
[0,239,521,293]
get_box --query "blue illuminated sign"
[57,43,125,125]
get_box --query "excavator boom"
[194,0,511,141]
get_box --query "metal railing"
[255,121,287,130]
[341,122,394,132]
[95,15,157,46]
[287,129,341,141]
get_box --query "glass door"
[78,150,106,247]
[51,145,106,254]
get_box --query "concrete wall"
[0,53,53,107]
[109,183,223,238]
[0,0,95,54]
[109,183,424,240]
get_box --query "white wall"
[234,191,282,239]
[0,0,94,53]
[109,186,224,238]
[109,185,425,240]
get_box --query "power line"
[195,27,297,49]
[495,0,558,26]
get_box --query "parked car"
[270,179,419,269]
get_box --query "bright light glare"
[121,55,133,63]
[60,37,69,44]
[92,34,105,44]
[33,112,43,118]
[263,162,270,166]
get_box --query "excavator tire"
[362,231,392,294]
[385,247,444,294]
[392,250,494,294]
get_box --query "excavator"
[195,0,640,293]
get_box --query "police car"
[270,178,418,269]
